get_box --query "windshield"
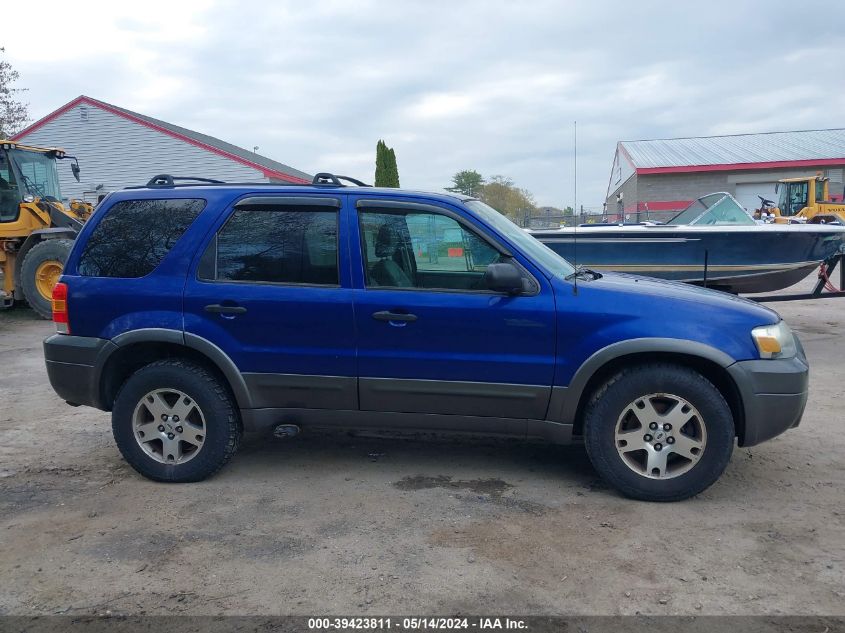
[666,193,755,226]
[9,149,62,200]
[778,181,808,216]
[465,200,575,278]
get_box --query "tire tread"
[583,362,734,502]
[112,359,241,482]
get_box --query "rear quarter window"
[78,198,205,278]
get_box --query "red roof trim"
[637,158,845,174]
[12,95,310,184]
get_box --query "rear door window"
[199,206,339,286]
[78,198,205,278]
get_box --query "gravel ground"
[0,278,843,616]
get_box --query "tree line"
[447,169,539,224]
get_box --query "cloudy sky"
[5,0,845,208]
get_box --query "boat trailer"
[747,253,845,303]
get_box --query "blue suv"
[43,174,809,501]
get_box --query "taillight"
[52,282,70,334]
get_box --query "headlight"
[751,321,797,359]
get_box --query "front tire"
[20,238,74,319]
[112,360,241,482]
[583,363,734,502]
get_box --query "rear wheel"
[112,359,241,482]
[20,238,74,319]
[583,363,735,502]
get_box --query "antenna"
[572,120,578,295]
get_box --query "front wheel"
[112,359,241,482]
[583,363,735,502]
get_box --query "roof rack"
[146,175,226,187]
[311,173,372,187]
[124,172,373,190]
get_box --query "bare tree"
[0,47,30,138]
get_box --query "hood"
[553,271,782,365]
[582,271,780,323]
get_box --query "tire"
[112,359,241,482]
[583,363,734,502]
[20,238,74,319]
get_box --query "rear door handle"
[372,310,417,322]
[205,304,247,315]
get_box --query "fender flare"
[103,328,252,408]
[550,338,736,424]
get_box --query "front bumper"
[728,354,809,447]
[43,334,115,409]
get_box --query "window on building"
[200,206,339,285]
[78,198,205,277]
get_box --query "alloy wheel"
[614,392,707,479]
[132,389,206,464]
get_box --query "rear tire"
[20,238,74,319]
[583,363,734,502]
[112,359,241,482]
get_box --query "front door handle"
[372,310,417,322]
[205,304,247,315]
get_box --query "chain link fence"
[523,206,678,228]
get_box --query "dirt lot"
[1,281,843,617]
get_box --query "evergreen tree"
[374,139,400,187]
[387,147,400,187]
[375,140,388,186]
[447,170,485,197]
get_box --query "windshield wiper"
[565,266,603,281]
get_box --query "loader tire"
[21,239,74,319]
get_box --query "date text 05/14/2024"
[307,617,528,630]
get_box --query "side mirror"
[71,163,81,182]
[484,262,524,295]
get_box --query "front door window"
[359,209,504,291]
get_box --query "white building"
[12,95,311,202]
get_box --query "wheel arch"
[98,330,251,411]
[562,339,745,443]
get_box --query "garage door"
[735,182,778,212]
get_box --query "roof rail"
[145,175,226,187]
[123,173,373,190]
[312,173,372,187]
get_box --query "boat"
[530,192,845,294]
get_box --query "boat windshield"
[666,193,756,226]
[8,148,62,200]
[465,200,575,278]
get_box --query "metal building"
[11,95,311,202]
[605,129,845,221]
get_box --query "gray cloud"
[6,0,845,207]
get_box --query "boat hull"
[533,225,845,294]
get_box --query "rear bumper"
[43,334,114,408]
[728,354,809,447]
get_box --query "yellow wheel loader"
[761,175,845,225]
[0,141,93,318]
